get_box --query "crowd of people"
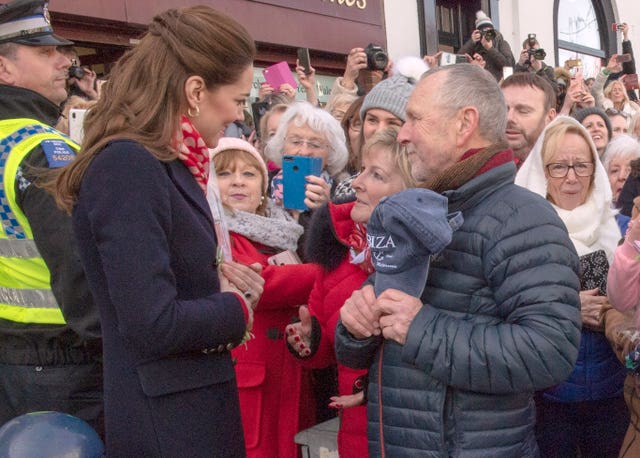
[2,0,640,457]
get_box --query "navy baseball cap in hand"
[367,188,462,298]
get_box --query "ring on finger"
[244,290,253,299]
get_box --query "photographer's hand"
[344,47,367,90]
[518,49,529,66]
[481,34,493,50]
[75,68,99,101]
[530,56,542,71]
[471,29,482,43]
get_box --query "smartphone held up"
[282,155,322,211]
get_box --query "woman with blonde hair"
[593,55,640,119]
[286,127,416,457]
[53,6,264,456]
[516,116,626,457]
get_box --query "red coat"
[299,202,369,457]
[230,233,320,458]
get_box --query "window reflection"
[558,0,601,49]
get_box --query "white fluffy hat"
[475,10,494,29]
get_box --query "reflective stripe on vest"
[0,118,79,324]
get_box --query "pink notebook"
[263,61,298,91]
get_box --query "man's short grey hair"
[422,64,507,143]
[602,133,640,172]
[264,101,348,177]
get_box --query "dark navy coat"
[73,140,248,457]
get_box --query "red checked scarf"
[176,115,210,193]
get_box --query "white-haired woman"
[603,134,640,233]
[265,101,349,211]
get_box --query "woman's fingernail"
[294,336,300,342]
[299,343,305,349]
[304,349,311,356]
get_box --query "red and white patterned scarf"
[347,222,375,274]
[175,115,210,193]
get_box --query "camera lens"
[69,66,85,79]
[364,43,388,71]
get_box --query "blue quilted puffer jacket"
[544,328,626,402]
[336,162,582,457]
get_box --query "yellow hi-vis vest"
[0,118,79,324]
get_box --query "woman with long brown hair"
[53,6,264,457]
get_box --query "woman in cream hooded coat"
[515,116,626,457]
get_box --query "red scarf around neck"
[176,115,210,193]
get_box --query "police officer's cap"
[0,0,72,46]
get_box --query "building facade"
[386,0,640,80]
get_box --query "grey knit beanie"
[573,106,613,142]
[360,73,416,122]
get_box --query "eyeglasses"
[285,136,327,152]
[546,162,595,178]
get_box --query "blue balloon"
[0,411,104,457]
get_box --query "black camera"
[480,28,496,41]
[68,59,85,79]
[528,48,546,60]
[364,43,388,71]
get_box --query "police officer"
[0,0,102,434]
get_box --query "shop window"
[555,0,615,78]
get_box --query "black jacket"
[0,84,100,365]
[459,31,516,81]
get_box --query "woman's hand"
[295,62,316,90]
[219,261,264,310]
[329,391,364,409]
[279,83,297,101]
[606,55,623,74]
[304,175,330,210]
[467,53,486,69]
[579,288,609,329]
[422,51,442,68]
[620,23,630,41]
[285,305,313,357]
[626,213,640,242]
[296,62,318,106]
[258,83,274,101]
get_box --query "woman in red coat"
[211,138,320,458]
[285,127,416,457]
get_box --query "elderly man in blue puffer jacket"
[336,64,581,457]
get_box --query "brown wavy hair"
[52,6,256,213]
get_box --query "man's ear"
[546,107,557,124]
[456,106,479,147]
[0,55,17,86]
[183,75,205,112]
